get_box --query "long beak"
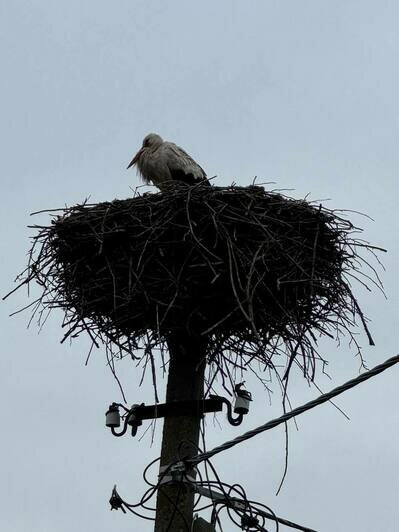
[126,148,143,169]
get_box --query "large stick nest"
[11,185,383,394]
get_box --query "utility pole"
[154,333,210,532]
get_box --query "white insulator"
[234,395,251,415]
[105,405,121,427]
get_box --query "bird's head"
[127,133,163,169]
[142,133,163,148]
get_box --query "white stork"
[127,133,210,191]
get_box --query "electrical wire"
[178,440,281,531]
[112,448,316,531]
[105,352,399,530]
[188,353,399,466]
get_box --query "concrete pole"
[154,333,207,532]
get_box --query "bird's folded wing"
[164,143,207,181]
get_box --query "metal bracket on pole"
[158,461,197,486]
[106,392,252,439]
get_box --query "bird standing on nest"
[127,133,210,191]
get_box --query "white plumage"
[127,133,210,191]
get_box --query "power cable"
[188,353,399,466]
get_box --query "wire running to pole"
[188,353,399,466]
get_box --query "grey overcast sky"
[1,1,399,531]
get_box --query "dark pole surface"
[154,334,207,532]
